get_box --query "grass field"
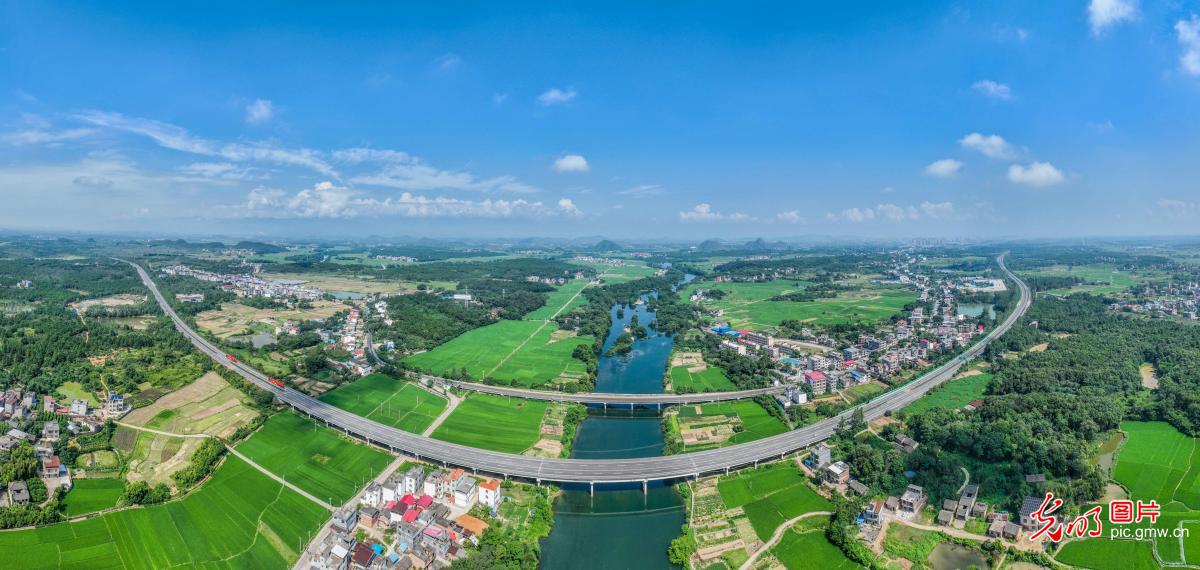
[683,280,913,331]
[741,482,832,540]
[523,279,589,321]
[0,455,328,569]
[430,394,547,454]
[772,527,860,570]
[1056,538,1159,570]
[404,318,594,388]
[904,372,992,414]
[1113,421,1194,506]
[718,463,807,509]
[1022,264,1164,296]
[669,365,736,392]
[61,478,125,517]
[677,400,788,450]
[1055,421,1200,569]
[56,381,99,405]
[260,272,440,295]
[319,374,447,434]
[235,411,392,504]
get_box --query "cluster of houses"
[571,255,627,266]
[702,258,990,405]
[161,265,323,304]
[1116,281,1200,320]
[310,466,504,570]
[1,388,126,506]
[317,307,374,377]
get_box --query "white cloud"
[1157,199,1200,220]
[1,128,94,146]
[238,181,581,219]
[339,147,537,193]
[434,53,462,71]
[1007,162,1065,187]
[826,201,961,223]
[178,162,263,182]
[924,159,964,179]
[617,184,663,197]
[537,87,577,106]
[245,99,274,125]
[919,201,957,219]
[776,210,803,223]
[77,111,336,176]
[557,198,583,217]
[971,80,1013,101]
[552,154,590,173]
[1089,0,1138,35]
[1176,15,1200,76]
[678,203,751,223]
[959,133,1016,160]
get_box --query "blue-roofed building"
[780,357,804,368]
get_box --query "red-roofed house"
[478,479,502,509]
[402,509,420,524]
[400,494,416,506]
[416,495,434,509]
[803,370,828,393]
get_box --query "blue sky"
[2,1,1199,239]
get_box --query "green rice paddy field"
[669,365,736,392]
[319,374,446,434]
[235,411,392,504]
[1021,264,1165,296]
[429,393,547,454]
[523,279,589,321]
[61,478,125,517]
[717,463,831,540]
[682,280,913,331]
[0,455,327,569]
[903,372,992,415]
[677,400,788,449]
[1055,421,1200,569]
[771,527,860,570]
[403,319,594,388]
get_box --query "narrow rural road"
[738,511,833,570]
[418,383,461,437]
[115,421,334,511]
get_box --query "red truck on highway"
[267,377,285,389]
[225,354,238,364]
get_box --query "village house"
[899,484,927,514]
[1019,496,1048,531]
[402,466,425,495]
[824,461,850,485]
[477,479,502,510]
[452,477,477,508]
[41,421,60,442]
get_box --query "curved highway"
[123,253,1029,484]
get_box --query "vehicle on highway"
[268,377,285,389]
[226,354,239,363]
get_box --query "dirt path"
[487,281,591,376]
[738,511,833,570]
[115,421,334,511]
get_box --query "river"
[539,281,690,569]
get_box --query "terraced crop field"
[0,455,327,569]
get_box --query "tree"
[667,526,697,565]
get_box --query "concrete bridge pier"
[641,480,648,494]
[589,481,594,496]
